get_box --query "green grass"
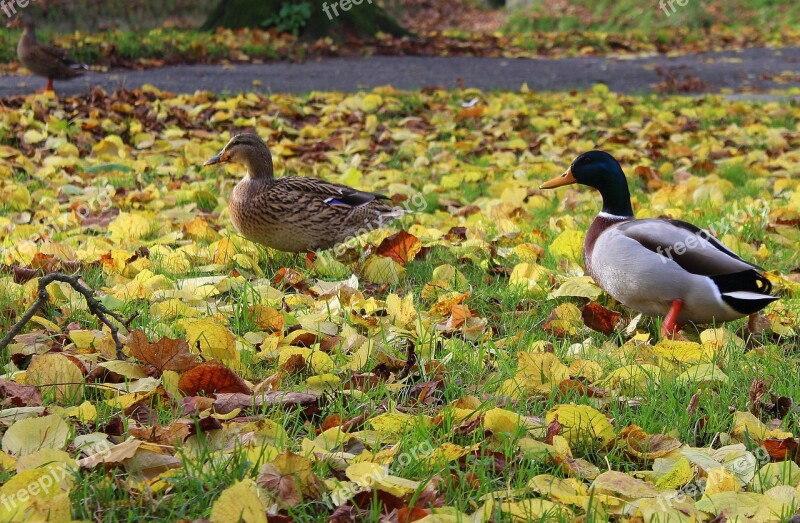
[0,87,798,521]
[505,0,800,34]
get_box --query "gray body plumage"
[588,216,772,324]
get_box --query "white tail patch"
[723,291,772,301]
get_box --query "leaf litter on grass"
[0,85,797,520]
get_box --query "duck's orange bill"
[203,151,230,166]
[6,18,21,29]
[540,167,577,189]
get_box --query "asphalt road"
[1,46,799,97]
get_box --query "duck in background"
[7,13,87,93]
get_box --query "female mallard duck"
[541,151,777,336]
[7,14,87,93]
[204,133,407,253]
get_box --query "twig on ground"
[0,272,132,360]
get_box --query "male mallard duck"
[541,151,777,336]
[7,14,87,93]
[204,133,407,253]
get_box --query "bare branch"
[0,273,131,360]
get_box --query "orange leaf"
[128,330,199,374]
[581,302,621,335]
[178,362,251,396]
[375,230,421,266]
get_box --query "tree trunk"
[202,0,410,39]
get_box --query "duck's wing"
[275,177,390,207]
[614,218,760,276]
[32,44,87,71]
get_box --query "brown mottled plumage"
[7,14,86,93]
[204,134,407,253]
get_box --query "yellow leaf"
[528,474,589,505]
[705,467,741,495]
[516,352,570,386]
[2,183,31,211]
[1,414,70,456]
[484,408,545,438]
[653,339,713,364]
[751,461,800,492]
[209,479,268,523]
[601,364,661,394]
[49,401,97,423]
[15,448,75,473]
[0,466,71,521]
[22,129,47,145]
[92,135,128,159]
[374,474,421,497]
[546,404,615,448]
[108,212,153,241]
[509,262,549,292]
[549,229,585,262]
[498,498,573,521]
[675,364,728,385]
[386,293,417,327]
[362,255,405,284]
[369,411,417,436]
[346,461,386,488]
[548,276,602,299]
[654,456,694,489]
[24,353,84,404]
[183,318,238,362]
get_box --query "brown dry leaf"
[758,438,799,461]
[0,379,42,407]
[178,362,252,396]
[213,391,319,416]
[256,450,325,506]
[258,462,300,507]
[620,425,683,459]
[128,330,198,374]
[78,437,142,468]
[278,353,307,377]
[375,230,422,266]
[580,301,622,334]
[129,422,191,446]
[591,470,659,500]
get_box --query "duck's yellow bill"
[203,151,230,166]
[540,167,577,189]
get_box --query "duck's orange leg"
[37,78,55,93]
[662,299,684,338]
